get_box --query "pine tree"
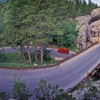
[81,0,88,15]
[3,0,34,64]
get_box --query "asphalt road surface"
[0,45,100,99]
[0,47,74,59]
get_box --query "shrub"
[38,48,51,60]
[0,92,9,100]
[0,53,6,62]
[83,86,100,100]
[0,80,76,100]
[33,79,75,100]
[12,81,31,100]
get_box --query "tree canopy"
[0,0,99,64]
[2,0,99,47]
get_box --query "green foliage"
[52,20,78,49]
[0,52,57,67]
[34,79,75,100]
[24,48,51,61]
[0,52,21,62]
[12,81,31,100]
[61,20,78,49]
[43,48,51,60]
[0,0,99,64]
[0,53,6,62]
[0,92,9,100]
[76,82,85,90]
[1,79,100,100]
[55,92,75,100]
[83,86,99,100]
[2,0,35,47]
[0,3,5,46]
[2,0,98,47]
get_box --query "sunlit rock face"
[90,8,100,24]
[88,8,100,43]
[76,16,90,50]
[76,8,100,50]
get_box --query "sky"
[85,0,100,6]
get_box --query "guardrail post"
[86,72,91,78]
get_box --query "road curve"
[0,47,74,59]
[0,45,100,98]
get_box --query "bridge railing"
[68,63,100,93]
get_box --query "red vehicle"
[58,48,69,54]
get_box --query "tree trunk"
[20,45,25,61]
[34,46,38,63]
[27,45,32,64]
[40,47,43,65]
[2,47,5,53]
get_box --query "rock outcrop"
[90,8,100,24]
[76,16,90,50]
[76,8,100,50]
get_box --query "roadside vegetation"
[0,49,58,68]
[0,0,98,67]
[1,78,100,100]
[0,1,99,100]
[0,79,75,100]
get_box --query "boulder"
[76,8,100,50]
[76,16,90,50]
[90,8,100,24]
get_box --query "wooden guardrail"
[90,63,100,77]
[69,62,100,93]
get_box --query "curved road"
[0,47,74,60]
[0,45,100,99]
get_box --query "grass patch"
[0,62,33,68]
[0,52,58,68]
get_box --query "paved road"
[0,45,100,99]
[49,49,75,60]
[0,47,74,59]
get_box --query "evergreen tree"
[81,0,88,15]
[87,0,98,14]
[0,3,4,46]
[3,0,34,64]
[1,0,99,65]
